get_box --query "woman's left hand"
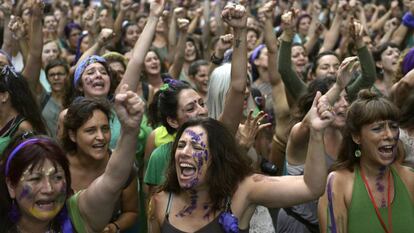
[114,84,145,131]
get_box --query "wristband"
[111,222,121,233]
[210,53,224,65]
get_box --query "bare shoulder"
[394,164,414,194]
[328,170,355,206]
[149,191,170,222]
[18,120,33,132]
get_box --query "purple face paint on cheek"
[18,185,33,201]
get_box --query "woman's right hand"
[306,92,334,132]
[114,84,145,131]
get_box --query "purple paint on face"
[18,185,32,200]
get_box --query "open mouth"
[35,200,55,210]
[179,162,197,178]
[378,145,395,160]
[92,81,105,89]
[92,143,106,149]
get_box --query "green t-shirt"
[144,142,172,186]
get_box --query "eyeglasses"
[48,72,67,78]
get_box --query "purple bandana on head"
[249,44,266,82]
[402,48,414,76]
[73,55,107,88]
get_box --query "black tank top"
[161,193,249,233]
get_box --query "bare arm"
[218,3,248,135]
[320,1,345,53]
[391,68,414,108]
[168,18,189,79]
[103,177,139,232]
[56,1,69,38]
[78,85,145,232]
[113,0,133,46]
[1,1,13,54]
[120,0,166,93]
[21,0,43,94]
[74,28,115,67]
[243,92,331,208]
[390,23,409,46]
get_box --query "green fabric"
[67,191,87,233]
[347,166,414,233]
[154,126,175,148]
[144,142,172,185]
[0,136,11,156]
[278,41,307,101]
[278,41,376,103]
[345,46,377,102]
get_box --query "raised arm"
[120,0,165,93]
[8,16,29,65]
[319,1,346,53]
[0,0,13,54]
[78,84,145,232]
[218,3,248,135]
[391,68,414,108]
[74,28,115,66]
[168,18,189,79]
[56,1,69,38]
[345,20,376,102]
[278,10,307,102]
[21,0,43,94]
[113,0,134,45]
[243,91,331,208]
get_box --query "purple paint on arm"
[327,175,337,233]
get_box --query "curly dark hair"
[162,118,253,213]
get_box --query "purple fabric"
[73,55,107,87]
[249,44,265,81]
[5,138,48,176]
[402,12,414,29]
[402,48,414,75]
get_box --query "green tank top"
[348,166,414,233]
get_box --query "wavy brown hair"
[161,118,253,212]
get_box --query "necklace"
[16,224,56,233]
[360,166,393,233]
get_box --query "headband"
[5,138,48,176]
[73,55,106,88]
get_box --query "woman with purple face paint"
[0,85,145,233]
[318,90,414,233]
[148,88,332,232]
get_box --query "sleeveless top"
[161,193,249,233]
[347,166,414,233]
[154,126,176,148]
[0,115,25,155]
[277,154,336,233]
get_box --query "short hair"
[45,58,70,77]
[61,97,112,153]
[373,42,399,62]
[332,89,400,172]
[188,60,208,77]
[311,51,340,75]
[162,117,253,212]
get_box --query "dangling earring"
[354,149,361,158]
[8,199,20,223]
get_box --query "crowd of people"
[0,0,413,232]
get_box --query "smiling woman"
[61,97,139,232]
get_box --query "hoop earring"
[354,149,361,158]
